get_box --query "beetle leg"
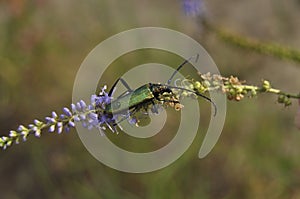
[109,77,133,97]
[112,107,139,127]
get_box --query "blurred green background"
[1,0,300,198]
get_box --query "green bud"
[277,95,285,103]
[262,80,271,90]
[181,91,188,97]
[283,97,292,106]
[236,87,243,93]
[229,88,236,95]
[6,140,12,146]
[284,100,292,107]
[251,89,257,96]
[9,131,18,137]
[194,81,201,89]
[212,80,219,86]
[203,80,210,87]
[18,125,28,131]
[198,85,206,92]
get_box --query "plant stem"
[203,21,300,64]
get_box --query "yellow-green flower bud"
[212,80,219,86]
[181,91,188,97]
[229,88,236,95]
[277,95,285,103]
[242,89,248,95]
[262,80,271,90]
[251,89,257,96]
[284,100,292,107]
[236,87,243,93]
[189,84,194,90]
[194,81,201,89]
[283,97,291,106]
[203,80,210,87]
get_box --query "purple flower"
[81,121,88,128]
[68,121,75,127]
[95,93,112,107]
[0,86,121,150]
[18,125,27,132]
[79,114,86,120]
[91,85,113,108]
[98,114,110,124]
[52,111,58,118]
[88,112,98,121]
[76,102,83,112]
[65,126,70,133]
[34,129,41,137]
[45,116,56,123]
[71,103,77,113]
[128,117,138,126]
[57,122,63,134]
[182,0,205,17]
[90,95,97,105]
[49,125,55,133]
[80,100,87,109]
[73,115,80,122]
[63,107,72,117]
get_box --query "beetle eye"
[112,101,121,109]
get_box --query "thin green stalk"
[203,21,300,64]
[178,73,300,106]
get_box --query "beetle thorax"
[149,83,178,102]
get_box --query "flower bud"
[236,87,243,93]
[251,89,257,97]
[277,95,285,103]
[229,88,236,95]
[189,84,194,90]
[175,103,184,111]
[262,80,271,90]
[194,81,201,89]
[284,98,292,107]
[203,80,210,87]
[235,94,244,101]
[242,90,248,95]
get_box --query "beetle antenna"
[167,54,200,85]
[167,85,217,116]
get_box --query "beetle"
[97,54,217,131]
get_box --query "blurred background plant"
[0,0,300,198]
